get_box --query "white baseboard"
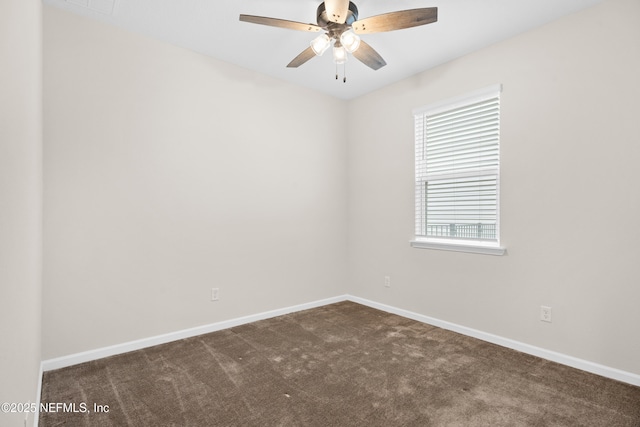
[41,295,348,372]
[347,295,640,387]
[41,293,640,388]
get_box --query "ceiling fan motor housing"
[316,1,359,28]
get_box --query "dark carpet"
[40,301,640,426]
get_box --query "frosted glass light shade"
[310,34,331,56]
[340,30,360,53]
[333,45,347,64]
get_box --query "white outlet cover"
[540,306,552,322]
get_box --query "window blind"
[415,87,501,242]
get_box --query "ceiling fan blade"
[239,15,322,32]
[352,40,386,70]
[352,8,438,34]
[324,0,350,24]
[287,46,317,68]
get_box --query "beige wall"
[43,6,348,359]
[0,0,43,424]
[347,0,640,375]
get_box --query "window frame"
[411,84,506,256]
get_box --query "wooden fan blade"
[352,40,386,70]
[287,46,317,68]
[324,0,350,24]
[353,8,438,34]
[239,15,322,32]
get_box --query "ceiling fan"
[239,0,437,76]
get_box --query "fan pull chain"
[335,63,347,83]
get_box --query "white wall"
[43,6,348,359]
[0,0,43,424]
[347,0,640,375]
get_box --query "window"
[411,85,505,255]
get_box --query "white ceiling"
[44,0,605,100]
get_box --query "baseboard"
[41,295,349,372]
[346,295,640,387]
[41,293,640,388]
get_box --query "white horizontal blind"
[415,86,501,242]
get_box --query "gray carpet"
[40,301,640,426]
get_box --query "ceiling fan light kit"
[239,0,438,78]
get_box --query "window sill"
[410,239,506,256]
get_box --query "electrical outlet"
[540,306,552,323]
[211,288,220,301]
[384,276,391,288]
